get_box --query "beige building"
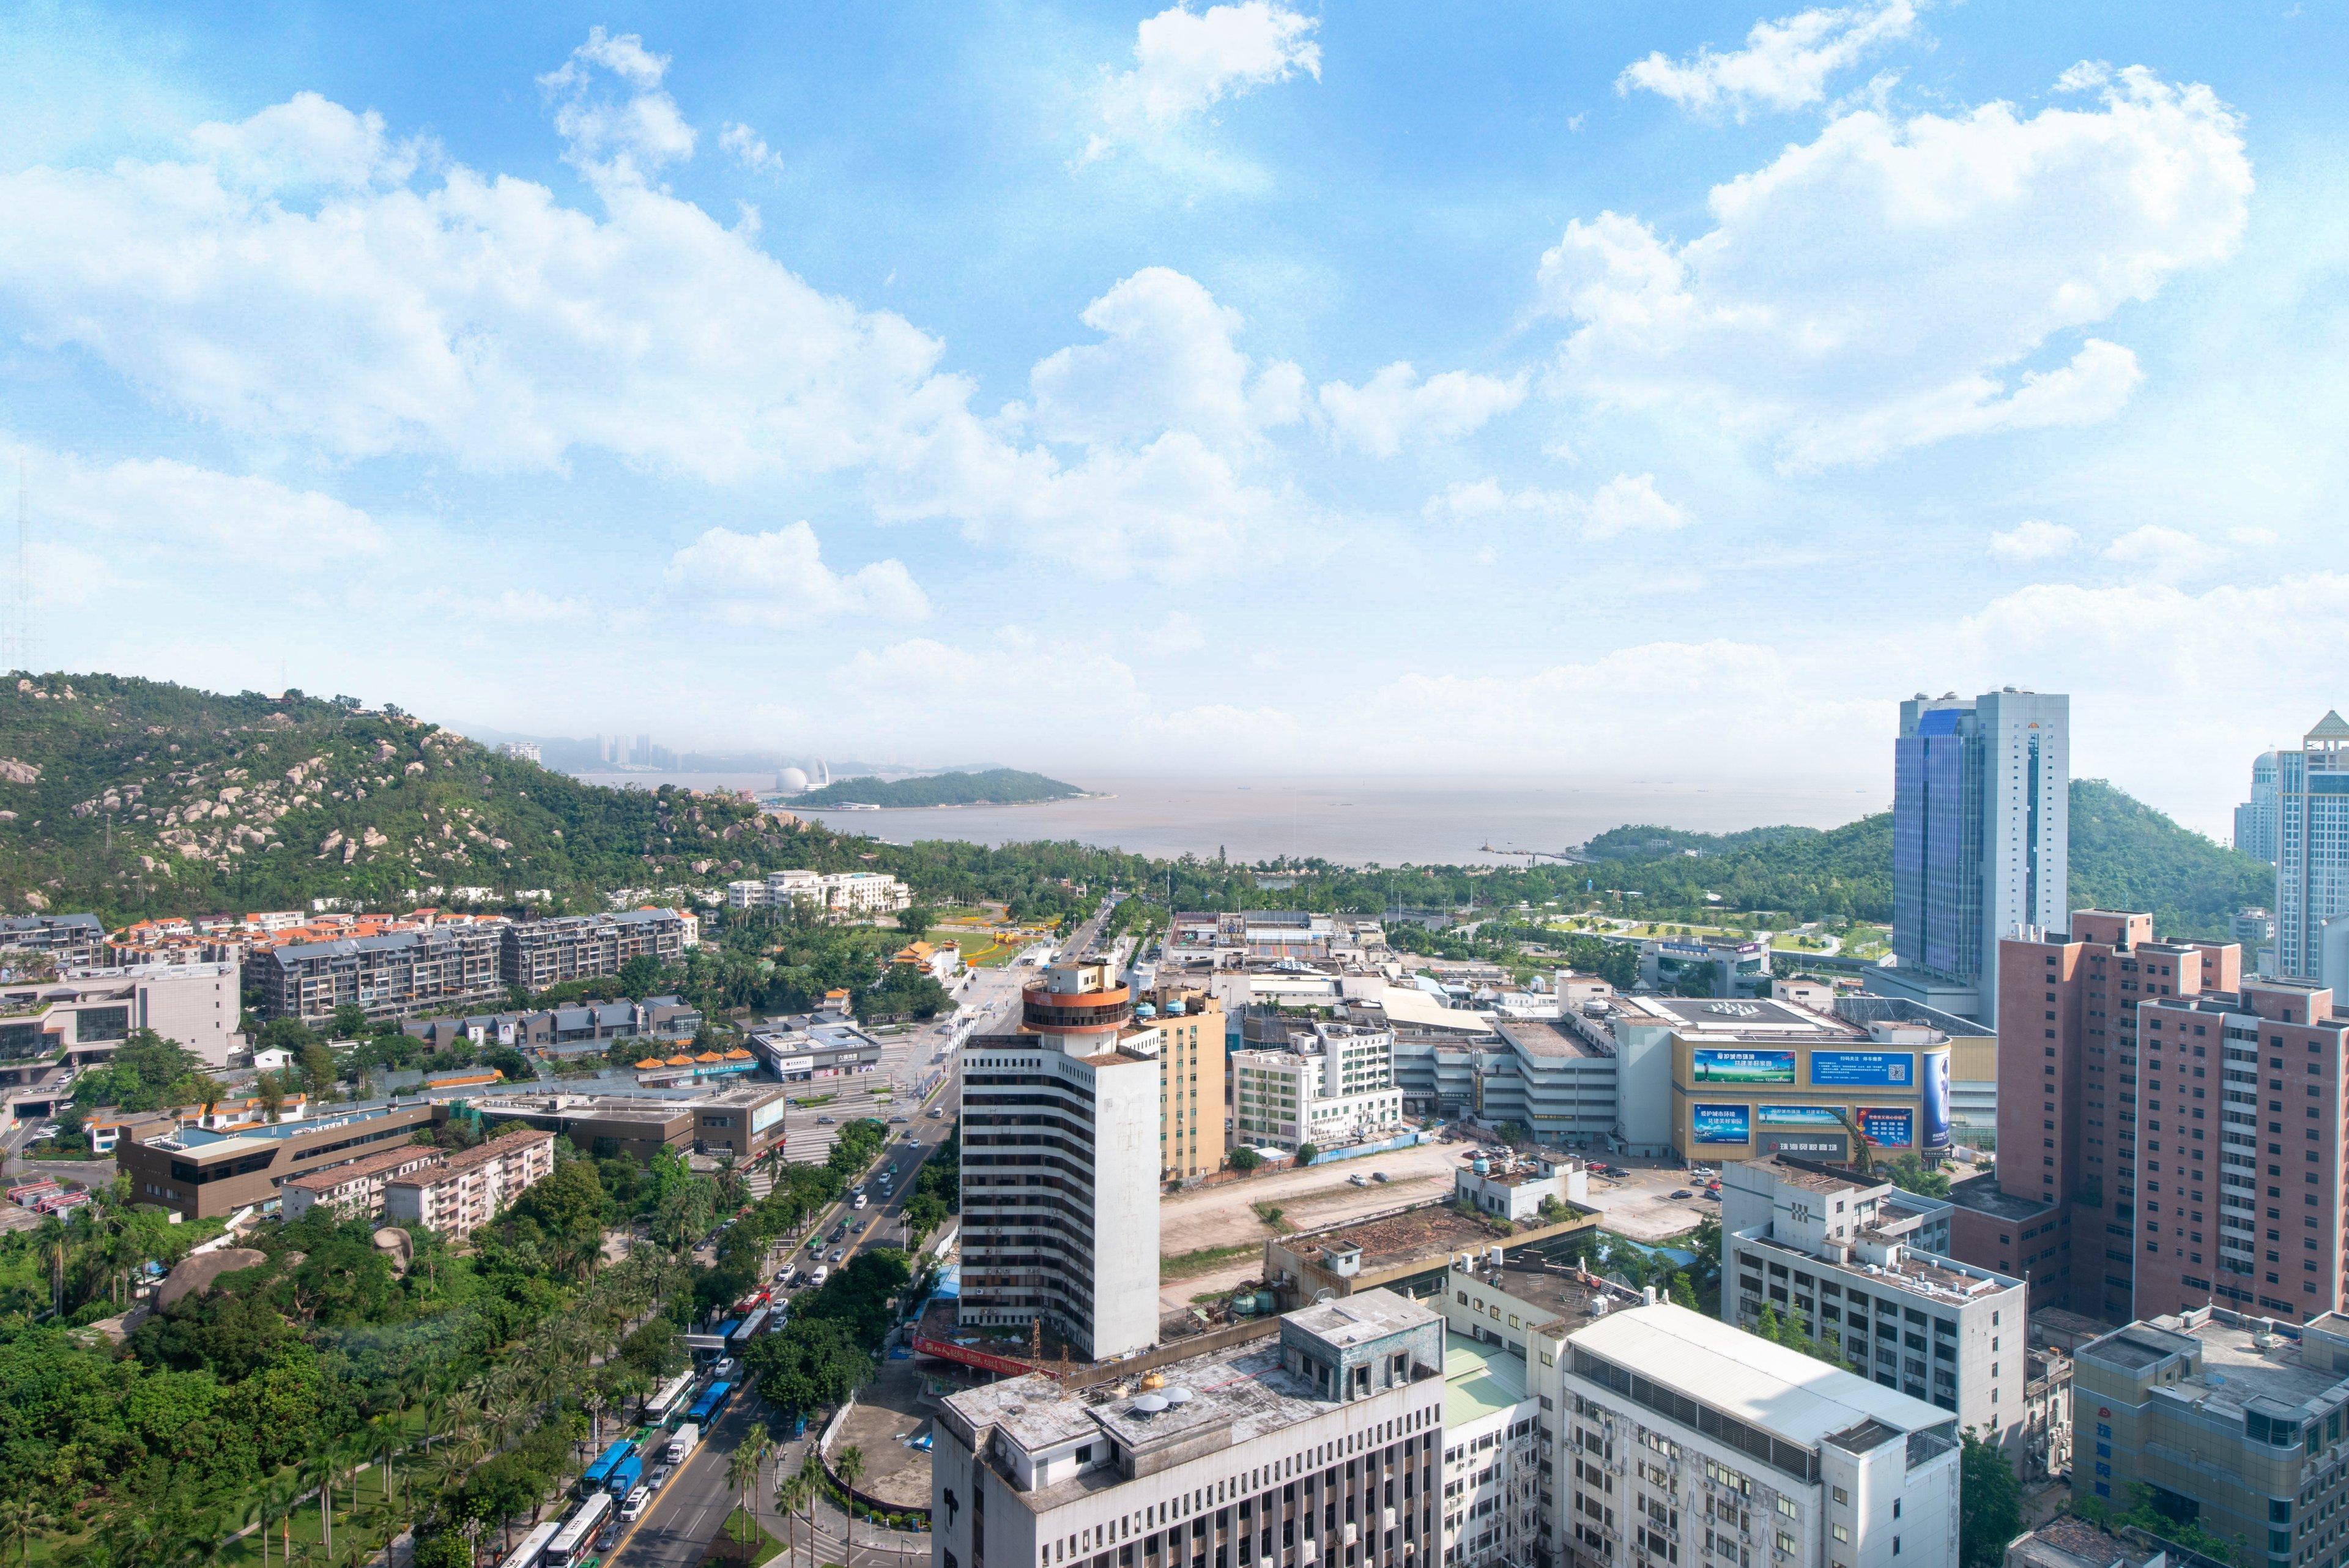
[384,1127,557,1238]
[1151,983,1224,1180]
[282,1143,445,1222]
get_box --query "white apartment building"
[1721,1157,2026,1447]
[1440,1334,1545,1568]
[281,1143,443,1222]
[382,1127,557,1239]
[959,957,1163,1361]
[724,868,911,917]
[933,1290,1447,1568]
[1560,1305,1961,1568]
[1233,1022,1405,1154]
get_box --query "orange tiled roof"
[634,1058,666,1070]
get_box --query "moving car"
[817,1115,836,1124]
[1670,1189,1694,1200]
[619,1486,650,1522]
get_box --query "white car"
[620,1485,650,1520]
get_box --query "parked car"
[1347,1173,1368,1187]
[1371,1171,1390,1183]
[1670,1189,1694,1200]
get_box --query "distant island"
[792,768,1086,809]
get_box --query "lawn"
[1160,1241,1260,1280]
[698,1509,785,1566]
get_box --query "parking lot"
[1573,1162,1720,1241]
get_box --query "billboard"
[1921,1047,1951,1150]
[1756,1104,1844,1128]
[1810,1050,1915,1088]
[1691,1103,1753,1144]
[1691,1049,1797,1085]
[751,1099,789,1135]
[1858,1107,1915,1148]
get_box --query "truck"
[666,1422,701,1464]
[581,1438,635,1495]
[605,1452,644,1498]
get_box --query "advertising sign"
[1691,1103,1753,1144]
[1691,1049,1797,1085]
[1922,1048,1952,1150]
[1858,1107,1915,1147]
[751,1099,789,1135]
[1756,1104,1844,1128]
[1809,1050,1915,1088]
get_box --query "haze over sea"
[583,775,1884,868]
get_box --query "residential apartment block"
[1559,1304,1962,1568]
[723,868,910,916]
[256,923,505,1023]
[281,1143,444,1222]
[1721,1156,2028,1448]
[1151,983,1225,1181]
[932,1290,1447,1568]
[1231,1013,1405,1156]
[959,957,1162,1361]
[0,913,105,967]
[383,1127,558,1238]
[497,908,688,989]
[2074,1305,2349,1568]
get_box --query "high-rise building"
[959,957,1163,1361]
[2278,712,2349,982]
[1151,982,1225,1181]
[2074,1304,2349,1564]
[1876,688,2069,1025]
[2236,749,2283,864]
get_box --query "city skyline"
[4,2,2345,827]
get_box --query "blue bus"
[581,1438,635,1495]
[686,1380,733,1425]
[712,1318,741,1345]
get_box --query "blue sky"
[4,0,2345,831]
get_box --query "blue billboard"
[1922,1048,1951,1150]
[1809,1050,1915,1088]
[1858,1107,1915,1148]
[1691,1103,1752,1144]
[1756,1104,1843,1128]
[1691,1049,1796,1085]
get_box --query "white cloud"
[829,630,1145,751]
[1620,1,1920,118]
[719,122,784,174]
[1316,363,1526,457]
[1987,519,2078,562]
[188,92,425,191]
[2102,524,2221,582]
[1540,67,2251,467]
[1085,2,1320,165]
[1423,473,1691,540]
[1029,268,1302,448]
[538,27,696,185]
[663,522,929,625]
[38,450,384,565]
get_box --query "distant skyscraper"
[1874,688,2068,1025]
[2276,710,2349,980]
[2233,749,2281,864]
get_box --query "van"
[809,1265,830,1288]
[619,1486,650,1522]
[853,1192,867,1209]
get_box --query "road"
[609,1060,963,1568]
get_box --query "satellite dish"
[1132,1394,1170,1414]
[1165,1388,1195,1406]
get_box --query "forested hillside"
[793,767,1081,808]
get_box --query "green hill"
[0,674,821,922]
[794,768,1082,809]
[1556,778,2268,938]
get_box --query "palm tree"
[772,1473,809,1568]
[0,1490,52,1568]
[725,1435,773,1562]
[834,1445,866,1556]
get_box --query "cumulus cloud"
[1619,0,1920,118]
[1316,364,1526,457]
[1423,474,1691,540]
[2102,524,2221,582]
[539,28,696,185]
[1085,1,1320,164]
[1987,519,2078,562]
[1539,67,2250,467]
[664,522,929,625]
[719,122,784,174]
[1029,267,1302,448]
[188,92,425,191]
[831,630,1145,748]
[39,450,384,565]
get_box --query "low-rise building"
[2074,1305,2349,1567]
[1263,1197,1601,1312]
[402,995,701,1053]
[745,1016,883,1079]
[119,1102,439,1218]
[688,1084,792,1162]
[725,869,910,916]
[458,1093,696,1162]
[932,1290,1447,1568]
[1560,1303,1962,1568]
[2004,1517,2175,1568]
[281,1143,444,1222]
[891,939,962,984]
[1231,1015,1405,1156]
[1453,1150,1590,1225]
[0,961,243,1121]
[2020,1345,2074,1483]
[0,913,105,967]
[1720,1155,2025,1446]
[383,1128,557,1238]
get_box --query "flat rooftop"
[1946,1175,2059,1224]
[1568,1304,1953,1450]
[2139,1314,2349,1418]
[1617,995,1862,1039]
[1287,1203,1572,1275]
[1494,1017,1606,1060]
[1444,1332,1531,1427]
[1738,1228,2019,1306]
[1456,1253,1641,1333]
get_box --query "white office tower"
[2235,749,2282,864]
[1878,687,2069,1026]
[2277,712,2349,981]
[1560,1304,1960,1568]
[959,956,1163,1361]
[933,1290,1445,1568]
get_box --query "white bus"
[644,1369,695,1425]
[496,1521,563,1568]
[542,1491,613,1568]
